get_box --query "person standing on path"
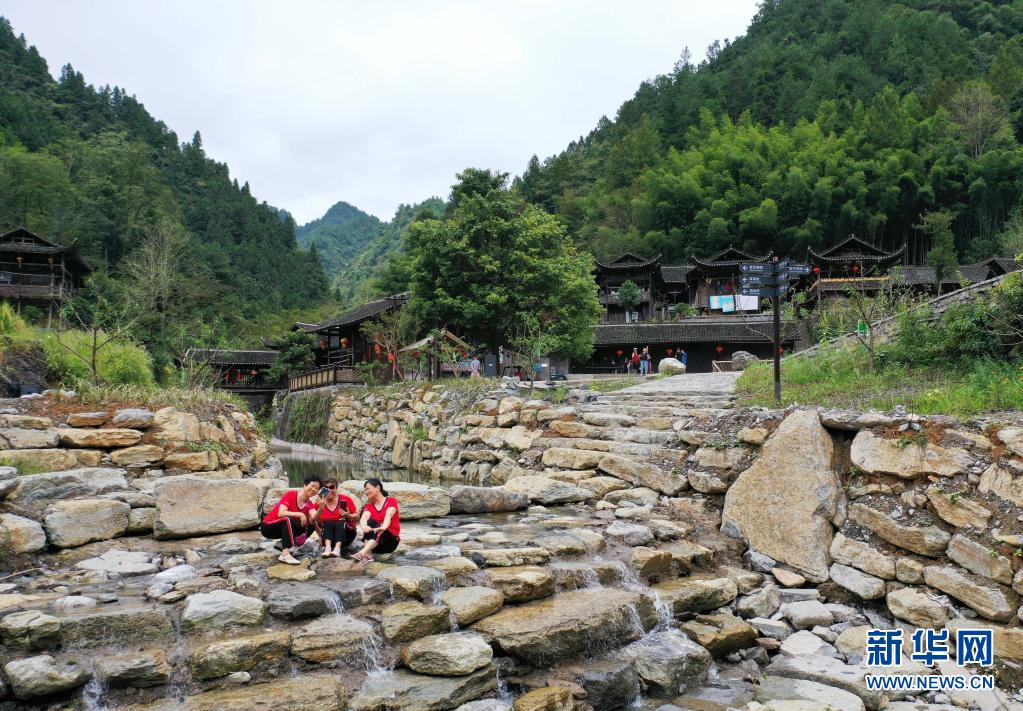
[680,348,688,372]
[640,346,651,375]
[630,348,640,374]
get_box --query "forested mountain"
[0,17,326,335]
[516,0,1023,264]
[334,198,445,302]
[296,201,382,278]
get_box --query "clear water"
[275,447,445,488]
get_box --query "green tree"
[404,168,601,361]
[266,331,315,384]
[919,211,959,294]
[616,280,642,322]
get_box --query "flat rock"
[574,659,639,710]
[267,560,316,581]
[848,503,950,557]
[722,410,842,583]
[4,654,89,700]
[484,566,555,603]
[441,586,504,625]
[76,549,157,576]
[449,485,528,513]
[377,565,446,599]
[381,601,451,643]
[402,631,493,676]
[765,654,884,710]
[58,427,141,448]
[619,629,710,697]
[348,665,497,711]
[513,686,573,711]
[925,485,991,529]
[0,609,60,649]
[773,568,806,587]
[67,411,107,426]
[923,564,1019,622]
[43,498,129,547]
[180,590,267,632]
[946,533,1013,585]
[851,430,970,478]
[134,673,345,711]
[598,454,686,495]
[540,447,606,470]
[756,676,865,711]
[886,587,948,628]
[469,547,551,567]
[111,408,155,428]
[5,466,128,518]
[605,520,654,546]
[267,583,339,619]
[95,649,171,688]
[318,578,390,608]
[680,610,757,656]
[652,575,738,617]
[0,426,59,448]
[737,584,781,619]
[59,605,172,647]
[503,475,591,504]
[779,630,840,658]
[189,631,291,679]
[979,462,1023,507]
[828,563,885,600]
[290,613,376,662]
[780,600,833,629]
[829,533,895,580]
[472,588,656,664]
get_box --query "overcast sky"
[5,1,759,224]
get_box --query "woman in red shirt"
[260,476,321,565]
[316,478,359,558]
[351,478,400,563]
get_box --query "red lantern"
[778,347,786,355]
[852,265,860,274]
[812,266,821,275]
[250,369,258,376]
[319,339,327,349]
[616,350,624,357]
[387,353,395,363]
[374,343,382,355]
[666,348,673,356]
[340,337,349,348]
[715,344,724,355]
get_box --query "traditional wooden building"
[182,348,281,408]
[689,247,770,315]
[594,253,662,323]
[806,236,905,302]
[0,227,90,324]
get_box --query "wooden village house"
[0,227,90,325]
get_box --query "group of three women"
[259,476,401,565]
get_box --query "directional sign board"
[739,262,775,274]
[740,286,774,298]
[741,274,777,287]
[773,257,789,272]
[787,263,812,275]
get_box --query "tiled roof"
[594,253,661,270]
[594,317,800,345]
[692,247,771,268]
[0,227,91,273]
[813,235,902,260]
[316,294,408,331]
[660,265,694,284]
[183,349,278,366]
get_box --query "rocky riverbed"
[3,381,1023,709]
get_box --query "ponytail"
[365,477,388,497]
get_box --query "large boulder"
[441,586,504,626]
[59,606,173,647]
[732,351,758,370]
[472,588,656,664]
[339,480,449,519]
[850,431,970,478]
[180,590,267,632]
[3,655,89,700]
[266,583,339,619]
[657,357,686,375]
[651,576,738,617]
[722,410,842,583]
[4,467,128,518]
[0,610,60,649]
[154,476,267,538]
[381,601,451,644]
[402,632,493,676]
[619,630,710,696]
[503,475,591,504]
[449,485,528,513]
[484,566,555,603]
[0,512,46,552]
[348,666,497,711]
[377,565,446,599]
[43,499,129,548]
[150,407,202,442]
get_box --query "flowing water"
[275,445,442,487]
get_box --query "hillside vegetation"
[296,201,382,280]
[516,0,1023,264]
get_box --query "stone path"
[617,371,741,399]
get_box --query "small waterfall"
[618,563,675,632]
[81,677,108,711]
[360,632,389,674]
[274,390,333,445]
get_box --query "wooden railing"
[712,360,733,372]
[288,365,364,392]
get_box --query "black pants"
[364,519,400,554]
[260,519,309,549]
[321,520,356,547]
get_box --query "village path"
[617,371,741,399]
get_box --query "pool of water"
[274,445,446,488]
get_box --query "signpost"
[739,258,810,401]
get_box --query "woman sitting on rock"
[260,475,321,565]
[351,478,400,563]
[316,478,359,558]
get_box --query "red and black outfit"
[260,489,315,548]
[320,494,358,548]
[364,496,401,554]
